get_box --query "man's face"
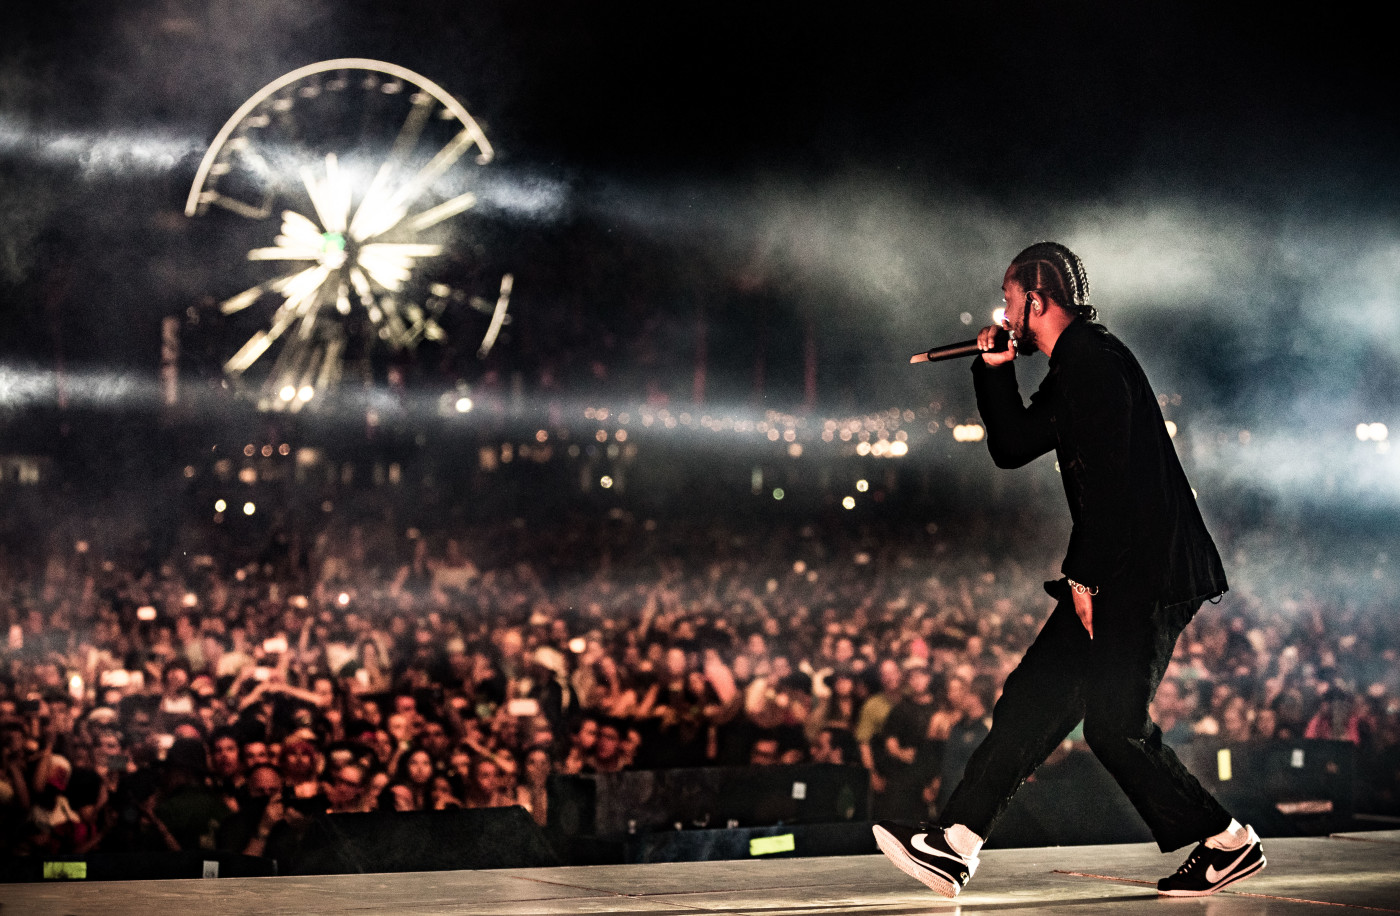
[243,741,271,768]
[421,722,449,755]
[907,668,931,696]
[574,719,598,750]
[281,742,317,779]
[879,660,902,693]
[1001,269,1037,351]
[595,726,620,759]
[388,713,415,743]
[328,765,365,809]
[473,761,501,793]
[212,736,241,777]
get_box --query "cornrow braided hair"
[1009,242,1097,322]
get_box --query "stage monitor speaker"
[986,750,1153,848]
[987,739,1356,848]
[1176,738,1354,836]
[290,805,559,876]
[549,764,868,841]
[625,821,877,864]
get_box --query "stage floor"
[3,830,1398,915]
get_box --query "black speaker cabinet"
[291,805,559,875]
[550,764,869,841]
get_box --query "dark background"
[0,0,1397,517]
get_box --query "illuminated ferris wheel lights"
[401,192,477,234]
[187,59,507,410]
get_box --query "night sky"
[1,0,1397,506]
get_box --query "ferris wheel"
[186,58,512,411]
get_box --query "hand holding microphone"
[976,324,1017,367]
[909,324,1017,365]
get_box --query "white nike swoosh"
[911,833,957,859]
[1205,844,1253,883]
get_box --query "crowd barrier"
[2,741,1358,880]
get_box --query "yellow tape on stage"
[43,861,87,880]
[749,833,796,856]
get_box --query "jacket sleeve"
[1058,351,1135,587]
[971,358,1055,469]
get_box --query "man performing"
[874,242,1266,898]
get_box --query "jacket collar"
[1047,316,1093,368]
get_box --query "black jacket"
[971,318,1227,607]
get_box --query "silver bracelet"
[1067,578,1099,596]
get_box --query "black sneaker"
[872,820,978,898]
[1157,825,1266,897]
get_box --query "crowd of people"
[2,485,1398,862]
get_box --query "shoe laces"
[1174,846,1205,876]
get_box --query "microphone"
[910,327,1012,364]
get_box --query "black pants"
[937,582,1232,852]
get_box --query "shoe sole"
[872,824,961,899]
[1158,854,1267,897]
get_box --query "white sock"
[945,823,984,858]
[1204,818,1248,850]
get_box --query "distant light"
[297,386,314,403]
[183,465,196,478]
[261,444,273,457]
[767,428,780,441]
[953,424,986,443]
[960,312,972,325]
[856,479,869,492]
[455,397,473,413]
[279,385,296,402]
[569,637,588,654]
[244,444,256,457]
[1369,422,1389,442]
[615,429,628,442]
[238,467,257,484]
[793,560,807,574]
[600,475,613,489]
[889,441,909,457]
[214,499,227,512]
[243,502,256,516]
[842,496,856,510]
[787,443,803,458]
[772,488,785,500]
[1165,420,1178,439]
[75,540,89,554]
[595,429,608,442]
[536,430,548,442]
[337,592,351,606]
[856,442,872,456]
[69,674,84,702]
[992,307,1006,326]
[321,500,333,512]
[181,592,198,608]
[136,606,157,621]
[290,595,309,609]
